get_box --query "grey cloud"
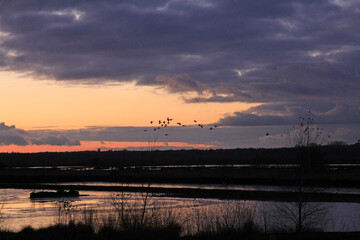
[218,104,360,126]
[0,122,80,146]
[29,135,80,146]
[22,123,360,149]
[0,122,16,131]
[219,112,293,127]
[155,74,209,93]
[0,122,28,145]
[1,1,359,84]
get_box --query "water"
[1,187,360,233]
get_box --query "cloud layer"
[1,121,360,149]
[218,104,360,126]
[0,122,80,146]
[0,1,359,126]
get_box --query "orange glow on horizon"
[0,141,216,153]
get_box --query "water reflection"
[0,188,360,233]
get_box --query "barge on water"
[30,189,79,199]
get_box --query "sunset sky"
[0,0,359,152]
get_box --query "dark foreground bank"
[1,224,360,240]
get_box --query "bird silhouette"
[210,127,213,130]
[165,134,168,136]
[194,120,197,123]
[144,129,148,131]
[150,121,153,124]
[177,122,181,125]
[266,131,269,136]
[214,125,217,128]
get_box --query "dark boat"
[30,189,79,199]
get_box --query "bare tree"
[273,185,330,232]
[148,131,159,152]
[287,111,326,171]
[288,111,323,148]
[275,111,330,232]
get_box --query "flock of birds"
[143,117,272,137]
[143,117,218,136]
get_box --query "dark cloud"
[0,122,28,145]
[0,122,80,146]
[15,123,360,149]
[218,104,360,126]
[155,74,209,93]
[1,1,359,125]
[28,135,80,146]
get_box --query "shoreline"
[2,183,360,203]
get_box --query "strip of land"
[2,183,360,203]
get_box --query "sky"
[0,0,359,152]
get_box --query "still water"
[0,186,360,233]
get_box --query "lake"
[1,183,360,233]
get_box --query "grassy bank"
[1,224,360,240]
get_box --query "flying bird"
[210,127,213,130]
[266,131,270,136]
[194,120,197,123]
[150,121,153,124]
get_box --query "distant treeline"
[0,144,360,168]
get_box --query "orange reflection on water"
[0,141,215,153]
[1,188,259,234]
